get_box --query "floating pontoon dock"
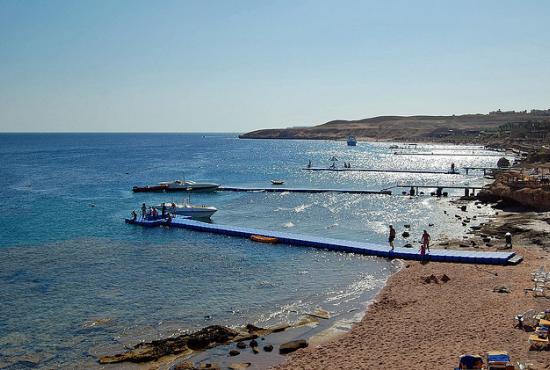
[126,216,521,265]
[302,167,459,175]
[393,152,509,157]
[218,186,392,195]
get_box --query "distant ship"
[347,135,357,146]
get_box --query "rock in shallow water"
[279,339,308,354]
[99,325,239,364]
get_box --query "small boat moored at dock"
[156,202,217,219]
[271,180,285,185]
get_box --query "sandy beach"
[274,241,550,369]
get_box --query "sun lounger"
[528,334,549,350]
[486,351,514,370]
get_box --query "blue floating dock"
[126,216,520,265]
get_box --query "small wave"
[293,204,312,213]
[283,222,295,228]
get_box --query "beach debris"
[423,274,450,284]
[228,363,251,370]
[263,344,274,352]
[229,350,240,356]
[99,325,239,364]
[423,274,439,284]
[402,231,410,238]
[236,341,246,349]
[493,286,511,293]
[279,339,308,354]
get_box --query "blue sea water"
[0,134,504,368]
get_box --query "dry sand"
[274,246,550,369]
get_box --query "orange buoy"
[250,235,279,244]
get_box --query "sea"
[0,133,505,368]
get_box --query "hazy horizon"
[1,0,549,133]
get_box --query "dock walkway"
[218,186,391,195]
[302,167,458,175]
[126,216,520,265]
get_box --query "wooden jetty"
[302,167,459,175]
[218,186,392,195]
[125,216,522,265]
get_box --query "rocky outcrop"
[99,325,239,364]
[477,176,550,211]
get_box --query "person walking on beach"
[388,225,396,251]
[421,230,431,252]
[505,232,512,248]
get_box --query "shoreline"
[273,207,550,369]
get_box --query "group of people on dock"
[130,202,177,221]
[388,225,431,259]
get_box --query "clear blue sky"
[1,0,549,133]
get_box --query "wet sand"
[274,245,550,369]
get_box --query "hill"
[239,110,550,142]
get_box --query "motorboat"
[156,202,217,219]
[160,180,219,192]
[132,180,219,193]
[271,180,285,185]
[347,135,357,146]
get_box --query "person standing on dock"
[307,160,312,168]
[421,230,431,252]
[141,203,146,219]
[451,162,455,173]
[505,232,513,248]
[388,225,396,251]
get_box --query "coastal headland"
[239,110,550,147]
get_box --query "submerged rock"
[279,339,308,354]
[229,350,240,356]
[263,344,274,352]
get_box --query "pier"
[302,167,458,175]
[218,186,392,195]
[393,152,508,157]
[126,216,521,265]
[462,166,501,175]
[382,183,486,197]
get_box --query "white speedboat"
[159,180,220,192]
[157,202,217,219]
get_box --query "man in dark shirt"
[389,225,396,251]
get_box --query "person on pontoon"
[388,225,396,251]
[451,162,456,173]
[421,230,431,252]
[152,207,158,218]
[141,203,146,219]
[307,160,312,168]
[161,202,166,217]
[131,210,137,222]
[171,202,176,214]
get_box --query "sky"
[0,0,549,133]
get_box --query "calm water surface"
[0,134,506,368]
